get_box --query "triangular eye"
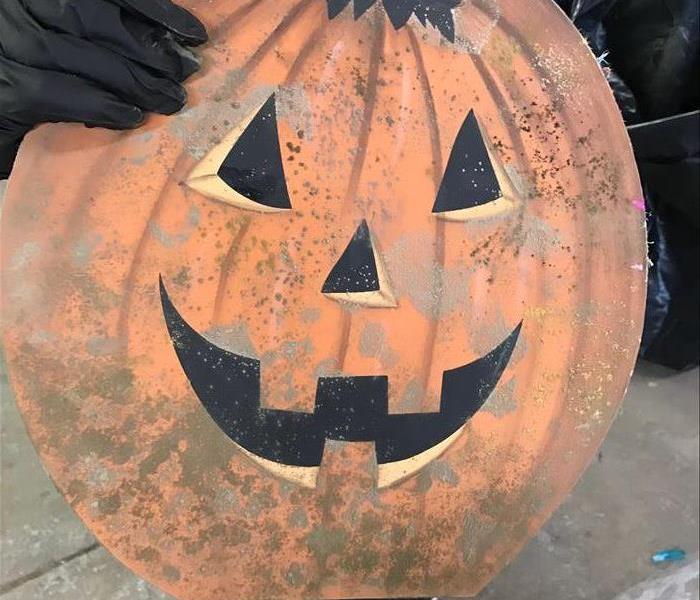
[185,94,292,212]
[322,220,397,308]
[432,110,513,220]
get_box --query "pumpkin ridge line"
[336,12,386,372]
[464,42,545,528]
[209,0,269,42]
[407,27,447,403]
[492,10,593,473]
[117,0,316,344]
[212,217,253,324]
[236,0,317,79]
[283,6,329,84]
[210,7,328,326]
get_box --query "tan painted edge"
[369,229,397,306]
[323,290,398,308]
[322,226,398,308]
[233,441,319,488]
[377,424,468,488]
[435,195,515,221]
[186,175,286,212]
[435,113,521,222]
[187,98,266,181]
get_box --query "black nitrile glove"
[0,0,208,179]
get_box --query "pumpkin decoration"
[1,0,646,599]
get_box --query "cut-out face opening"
[432,109,515,220]
[322,219,397,308]
[187,95,514,221]
[168,93,523,489]
[161,278,521,488]
[185,94,292,211]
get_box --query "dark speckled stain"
[162,564,181,582]
[71,428,115,460]
[15,345,135,448]
[138,435,180,479]
[285,563,306,588]
[134,546,161,563]
[453,474,550,591]
[384,517,460,593]
[261,520,287,553]
[339,544,381,575]
[34,388,81,441]
[183,521,251,556]
[47,264,120,314]
[97,492,122,515]
[66,479,89,505]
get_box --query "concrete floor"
[1,353,697,599]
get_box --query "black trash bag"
[605,0,699,121]
[631,111,700,371]
[557,0,700,370]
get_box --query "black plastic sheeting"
[557,0,699,370]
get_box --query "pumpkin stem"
[326,0,461,42]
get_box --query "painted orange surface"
[1,0,647,598]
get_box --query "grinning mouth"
[160,277,521,488]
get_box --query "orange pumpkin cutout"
[1,1,646,599]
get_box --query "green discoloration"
[340,546,380,574]
[74,429,115,459]
[138,435,180,479]
[288,506,309,528]
[285,563,306,588]
[98,368,134,401]
[162,564,181,582]
[306,525,349,567]
[300,308,320,323]
[172,266,192,287]
[97,492,122,515]
[135,546,161,562]
[415,460,459,493]
[85,337,124,357]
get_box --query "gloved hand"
[0,0,208,179]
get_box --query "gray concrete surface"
[612,559,699,600]
[2,355,697,599]
[476,361,699,600]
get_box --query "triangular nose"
[322,220,397,308]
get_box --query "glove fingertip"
[92,105,145,130]
[122,106,146,128]
[159,85,188,115]
[170,12,208,46]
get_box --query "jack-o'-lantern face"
[1,1,647,599]
[161,91,524,489]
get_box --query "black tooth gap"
[432,109,502,214]
[217,93,292,210]
[322,219,380,294]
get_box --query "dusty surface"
[0,2,648,594]
[2,353,697,599]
